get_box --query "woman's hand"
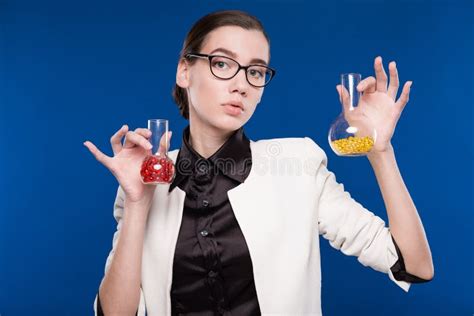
[83,125,172,204]
[336,56,412,154]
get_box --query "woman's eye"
[213,61,228,69]
[249,69,263,78]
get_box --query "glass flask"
[140,119,175,184]
[328,73,377,157]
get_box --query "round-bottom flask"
[140,119,175,184]
[328,73,377,157]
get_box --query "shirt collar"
[168,125,252,193]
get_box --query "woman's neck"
[188,121,233,159]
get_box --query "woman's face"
[176,25,270,134]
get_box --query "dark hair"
[171,10,271,120]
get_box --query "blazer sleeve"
[304,137,412,292]
[93,185,147,316]
[390,234,433,283]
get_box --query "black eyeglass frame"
[184,52,276,88]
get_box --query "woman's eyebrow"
[209,47,268,66]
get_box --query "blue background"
[1,0,472,315]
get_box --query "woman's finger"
[157,131,173,155]
[387,61,400,101]
[110,125,128,155]
[357,76,377,94]
[374,56,388,92]
[134,127,152,139]
[123,131,153,151]
[336,85,351,113]
[395,81,412,112]
[83,141,113,167]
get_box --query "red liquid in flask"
[140,153,175,184]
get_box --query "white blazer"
[94,136,411,316]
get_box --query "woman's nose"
[230,68,249,94]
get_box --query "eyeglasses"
[184,53,276,88]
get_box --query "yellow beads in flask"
[331,135,374,155]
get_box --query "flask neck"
[151,133,170,156]
[340,73,362,111]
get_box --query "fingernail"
[147,143,153,149]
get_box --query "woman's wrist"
[123,197,152,223]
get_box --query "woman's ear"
[176,59,190,88]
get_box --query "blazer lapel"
[227,141,283,314]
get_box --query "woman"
[84,10,434,316]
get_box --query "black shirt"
[96,125,431,316]
[168,125,259,316]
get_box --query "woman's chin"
[212,115,245,132]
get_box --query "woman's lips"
[222,104,243,116]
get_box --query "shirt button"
[208,270,218,278]
[202,199,210,207]
[200,230,209,237]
